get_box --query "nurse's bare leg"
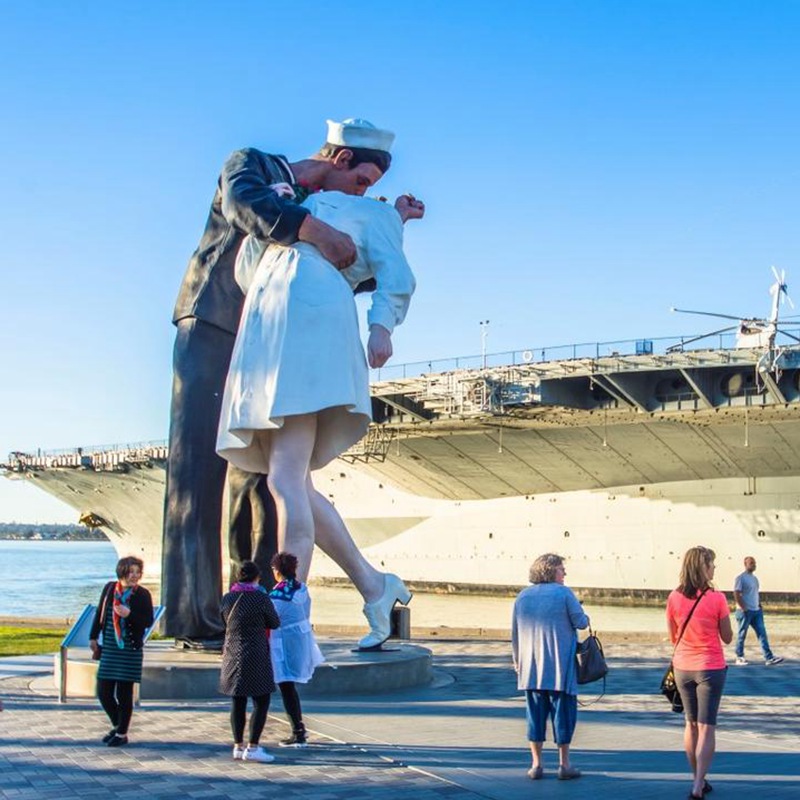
[307,481,383,602]
[307,477,412,648]
[264,414,316,583]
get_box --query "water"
[0,540,797,637]
[0,540,119,619]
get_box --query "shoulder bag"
[576,626,608,684]
[661,588,708,712]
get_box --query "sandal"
[703,780,713,794]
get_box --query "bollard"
[390,606,411,640]
[58,646,68,703]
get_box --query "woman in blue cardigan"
[512,553,589,781]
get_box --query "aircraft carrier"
[5,334,800,608]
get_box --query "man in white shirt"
[733,556,783,666]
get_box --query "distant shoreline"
[0,535,110,542]
[0,522,109,542]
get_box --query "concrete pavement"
[1,637,798,799]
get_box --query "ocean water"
[0,540,119,618]
[0,540,796,637]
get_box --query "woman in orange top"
[666,546,732,800]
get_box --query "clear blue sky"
[1,1,799,521]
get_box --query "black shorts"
[674,667,727,725]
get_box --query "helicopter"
[668,267,800,377]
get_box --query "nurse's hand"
[368,325,393,368]
[395,194,425,223]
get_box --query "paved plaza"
[1,638,798,799]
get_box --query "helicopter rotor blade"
[670,307,747,322]
[666,325,739,352]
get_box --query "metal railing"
[371,328,800,381]
[7,327,800,466]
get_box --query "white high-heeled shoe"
[358,573,412,649]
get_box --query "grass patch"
[0,625,66,656]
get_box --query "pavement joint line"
[301,715,490,796]
[714,730,797,751]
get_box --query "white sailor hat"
[326,118,395,152]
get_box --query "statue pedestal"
[54,639,433,700]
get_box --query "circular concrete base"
[55,639,433,700]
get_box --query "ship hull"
[10,462,800,606]
[8,343,800,606]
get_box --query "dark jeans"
[97,679,134,735]
[162,319,277,639]
[278,681,303,731]
[230,694,271,745]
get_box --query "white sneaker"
[232,744,245,760]
[243,745,275,763]
[734,656,748,665]
[765,656,784,666]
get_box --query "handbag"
[576,627,608,684]
[660,662,681,712]
[91,583,111,661]
[661,588,708,712]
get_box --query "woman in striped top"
[89,556,154,747]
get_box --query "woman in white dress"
[217,189,419,648]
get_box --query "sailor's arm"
[220,149,356,268]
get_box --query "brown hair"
[677,546,716,598]
[115,556,143,580]
[528,553,564,584]
[270,551,298,579]
[317,143,392,174]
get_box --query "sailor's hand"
[89,639,100,655]
[113,603,131,619]
[299,215,357,270]
[368,324,393,368]
[395,194,425,223]
[268,182,296,199]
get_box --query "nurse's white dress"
[216,191,415,472]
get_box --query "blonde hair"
[677,546,716,598]
[529,553,564,584]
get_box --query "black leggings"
[231,694,271,745]
[278,681,303,730]
[97,679,134,735]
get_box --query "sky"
[1,0,799,522]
